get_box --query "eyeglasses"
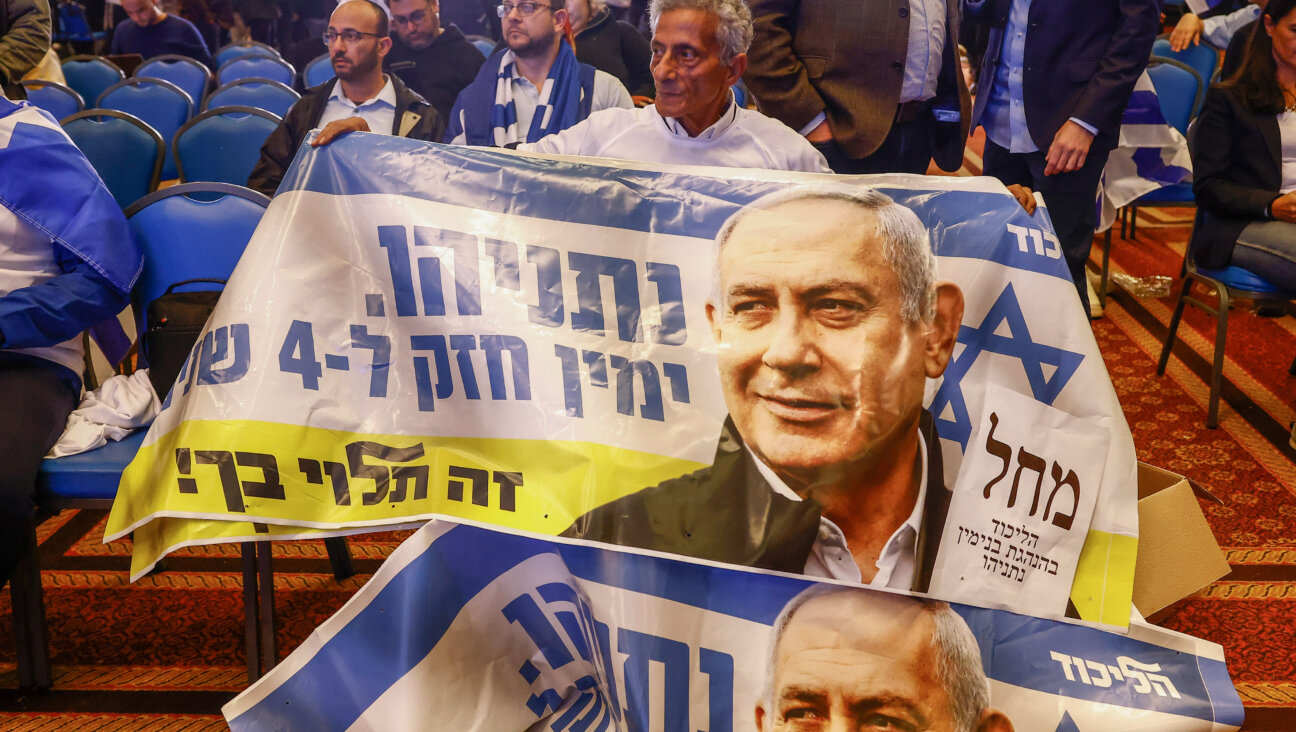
[392,8,428,26]
[496,2,553,17]
[322,29,384,44]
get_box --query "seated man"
[444,0,633,146]
[1169,0,1263,53]
[385,0,486,121]
[110,0,214,68]
[566,187,964,593]
[248,0,446,196]
[0,95,142,588]
[520,0,830,172]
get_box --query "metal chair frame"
[201,76,300,115]
[60,108,166,206]
[172,105,282,183]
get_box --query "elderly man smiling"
[521,0,828,171]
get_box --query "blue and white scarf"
[489,42,585,147]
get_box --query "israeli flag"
[1096,72,1193,232]
[1185,0,1228,14]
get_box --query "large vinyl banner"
[106,135,1139,625]
[221,518,1244,732]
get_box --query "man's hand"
[1006,183,1037,215]
[312,117,371,147]
[1170,13,1204,51]
[1271,192,1296,223]
[805,119,833,143]
[1044,120,1095,176]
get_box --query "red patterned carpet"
[1,205,1294,730]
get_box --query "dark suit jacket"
[563,411,951,594]
[743,0,971,171]
[1190,84,1284,268]
[968,0,1160,153]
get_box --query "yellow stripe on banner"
[107,419,706,549]
[1069,529,1138,626]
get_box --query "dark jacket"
[0,0,50,99]
[573,9,653,99]
[563,411,951,593]
[247,74,445,196]
[968,0,1161,153]
[1190,84,1285,268]
[743,0,969,171]
[385,24,485,122]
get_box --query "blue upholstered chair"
[203,77,300,118]
[135,54,213,114]
[1152,37,1218,102]
[217,55,296,87]
[303,53,334,88]
[96,78,194,181]
[19,80,85,121]
[60,55,125,109]
[174,106,281,185]
[61,109,165,208]
[214,40,281,68]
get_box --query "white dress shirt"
[318,75,397,134]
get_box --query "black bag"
[142,279,225,398]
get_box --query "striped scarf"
[489,41,585,147]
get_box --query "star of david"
[929,284,1085,450]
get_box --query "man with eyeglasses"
[521,0,829,172]
[444,0,632,146]
[384,0,486,120]
[248,0,445,196]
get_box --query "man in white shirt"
[1169,0,1266,52]
[521,0,830,172]
[247,0,445,196]
[565,187,964,593]
[444,0,633,146]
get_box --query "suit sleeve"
[1067,0,1160,136]
[0,0,50,90]
[743,0,825,134]
[1191,87,1281,220]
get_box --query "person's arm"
[179,20,215,68]
[1170,12,1204,51]
[594,71,633,110]
[518,115,595,156]
[0,0,50,91]
[0,250,129,348]
[618,21,654,99]
[743,0,826,135]
[1191,87,1282,220]
[1201,5,1261,49]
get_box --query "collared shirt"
[982,0,1098,153]
[1202,4,1261,49]
[660,95,739,139]
[747,436,929,589]
[450,66,633,145]
[318,76,398,135]
[798,0,946,136]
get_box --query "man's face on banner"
[757,593,960,732]
[707,198,932,485]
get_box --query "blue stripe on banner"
[1122,91,1168,127]
[974,611,1218,722]
[1198,655,1247,726]
[282,135,1074,283]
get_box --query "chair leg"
[323,536,354,581]
[1100,226,1113,309]
[1207,285,1230,429]
[241,541,260,684]
[257,541,276,675]
[1129,205,1140,240]
[1157,277,1192,375]
[10,519,51,690]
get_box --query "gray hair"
[714,185,937,323]
[648,0,753,62]
[762,586,989,732]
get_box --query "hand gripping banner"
[107,134,1139,625]
[221,519,1243,731]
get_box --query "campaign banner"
[222,519,1243,732]
[106,136,1138,624]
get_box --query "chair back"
[1152,38,1219,95]
[61,109,164,208]
[214,41,281,68]
[203,77,300,117]
[135,54,213,112]
[55,2,100,43]
[1146,57,1203,135]
[123,183,270,337]
[174,106,281,185]
[467,35,495,58]
[97,77,194,180]
[61,55,125,108]
[19,81,85,120]
[218,55,296,86]
[303,53,334,88]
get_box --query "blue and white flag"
[222,518,1244,732]
[1185,0,1227,14]
[1097,72,1193,233]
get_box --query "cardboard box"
[1133,462,1231,619]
